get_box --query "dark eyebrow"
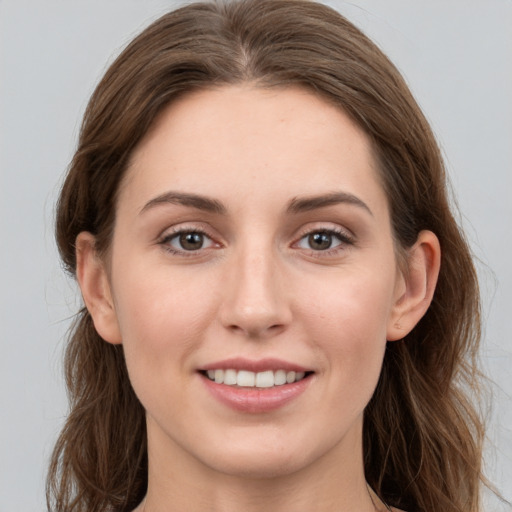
[287,192,373,216]
[140,191,227,215]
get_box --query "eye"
[161,230,216,252]
[295,229,352,252]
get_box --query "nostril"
[248,323,286,339]
[223,315,288,338]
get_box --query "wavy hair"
[48,1,486,511]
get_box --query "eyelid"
[293,222,355,242]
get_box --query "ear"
[75,232,122,345]
[387,230,441,341]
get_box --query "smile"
[204,369,308,388]
[199,358,314,412]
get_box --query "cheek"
[300,265,396,339]
[110,270,222,424]
[111,265,219,380]
[296,266,396,388]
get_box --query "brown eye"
[162,230,215,253]
[307,232,334,250]
[295,228,353,254]
[179,232,205,250]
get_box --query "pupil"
[180,232,203,250]
[309,232,332,250]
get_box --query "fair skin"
[76,86,440,512]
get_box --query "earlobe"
[75,232,122,345]
[387,230,441,341]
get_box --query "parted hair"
[48,1,485,511]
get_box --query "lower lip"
[200,374,312,413]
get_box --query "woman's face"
[88,86,411,479]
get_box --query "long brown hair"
[48,1,486,511]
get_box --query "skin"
[77,86,440,512]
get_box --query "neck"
[141,475,380,512]
[139,416,386,512]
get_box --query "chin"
[194,428,336,481]
[207,451,310,480]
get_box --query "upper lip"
[199,357,311,373]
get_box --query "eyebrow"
[139,190,372,217]
[287,192,373,216]
[140,191,227,215]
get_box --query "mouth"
[198,358,314,412]
[198,359,314,412]
[199,368,313,388]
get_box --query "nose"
[219,246,292,339]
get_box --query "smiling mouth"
[200,369,313,388]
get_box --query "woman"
[47,1,487,511]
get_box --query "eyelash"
[294,227,355,257]
[158,226,218,257]
[157,226,354,257]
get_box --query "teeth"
[224,369,237,385]
[237,370,255,387]
[204,369,308,387]
[274,369,287,385]
[255,370,274,388]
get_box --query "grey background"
[1,0,511,510]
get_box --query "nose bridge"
[220,237,290,337]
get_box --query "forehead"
[121,85,387,218]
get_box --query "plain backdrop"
[1,1,511,510]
